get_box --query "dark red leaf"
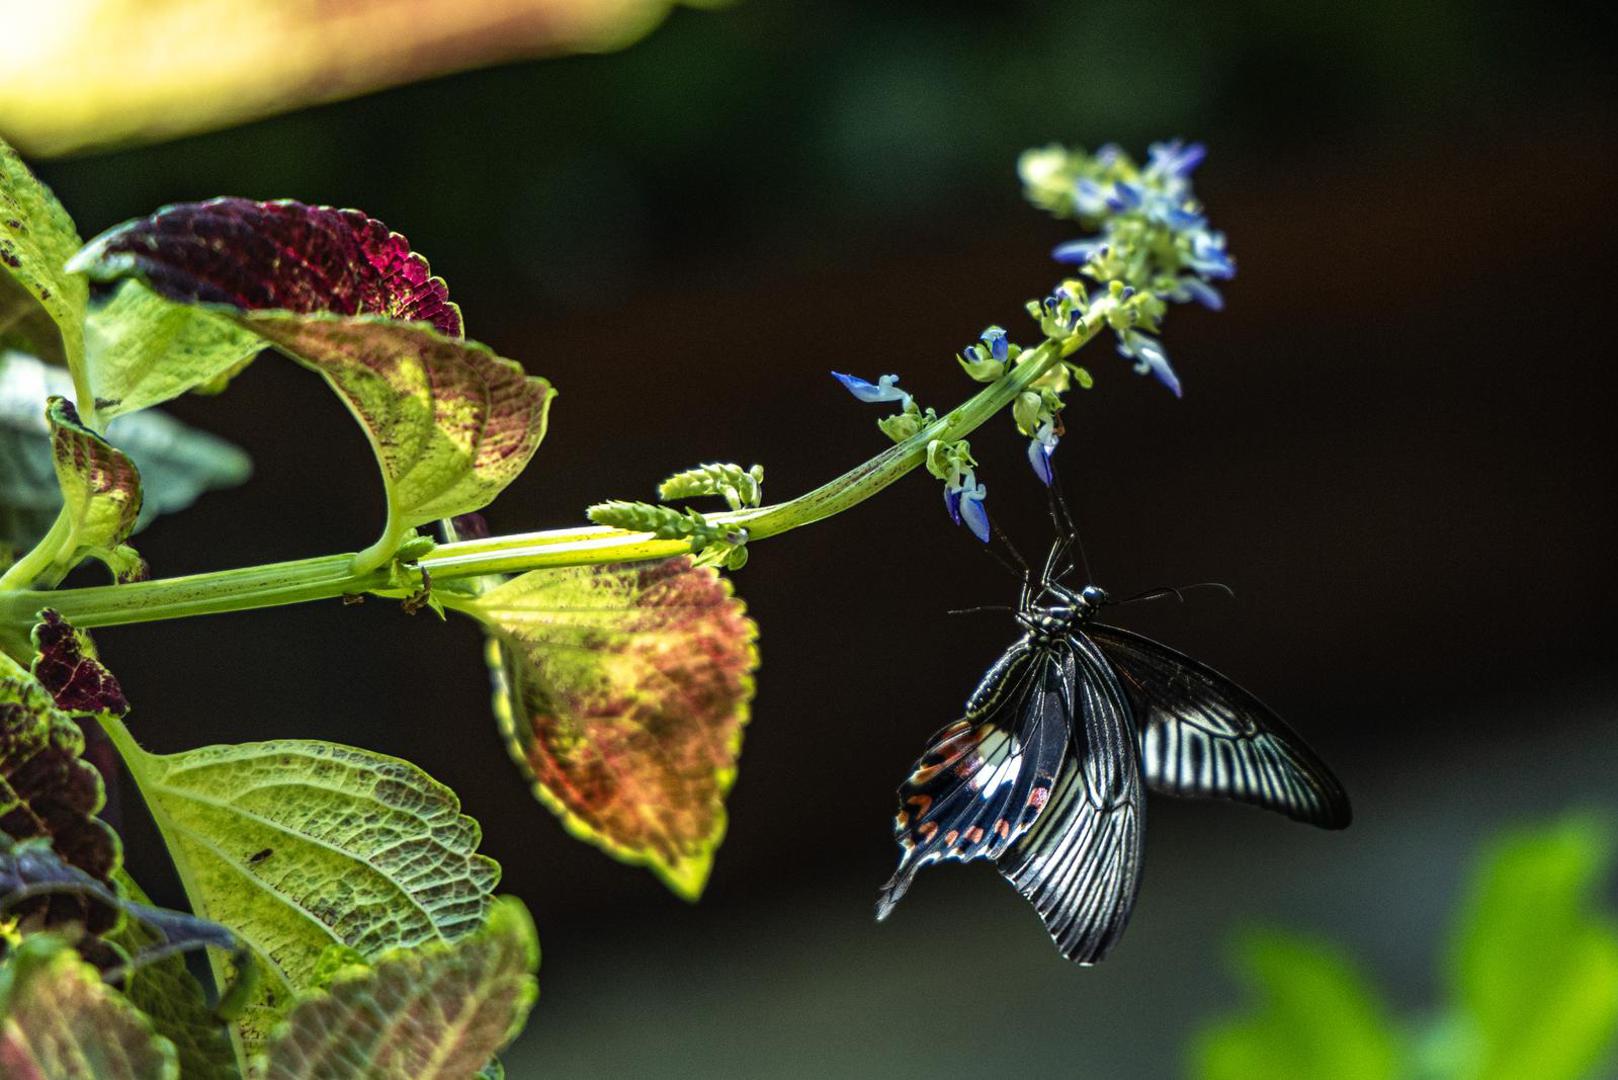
[72,198,463,337]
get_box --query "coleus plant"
[0,132,1232,1075]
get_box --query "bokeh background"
[15,0,1618,1075]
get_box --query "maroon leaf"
[70,198,463,337]
[1,666,121,940]
[31,610,128,717]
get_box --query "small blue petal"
[982,326,1009,362]
[1148,139,1207,180]
[1027,438,1055,486]
[943,486,962,526]
[1181,278,1224,310]
[831,371,909,405]
[1107,182,1143,211]
[1052,238,1108,264]
[959,486,991,543]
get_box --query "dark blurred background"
[30,0,1618,1075]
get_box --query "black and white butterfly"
[875,524,1350,964]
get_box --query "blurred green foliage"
[1194,817,1618,1080]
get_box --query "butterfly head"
[1078,585,1109,609]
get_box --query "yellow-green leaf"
[84,282,266,419]
[0,935,177,1080]
[0,136,86,372]
[44,395,144,583]
[458,557,757,899]
[255,897,538,1080]
[241,314,553,540]
[110,735,501,1054]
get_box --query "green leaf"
[45,395,145,584]
[1193,930,1400,1080]
[107,733,501,1054]
[255,897,538,1080]
[106,872,241,1080]
[0,137,86,375]
[1,352,252,553]
[456,557,757,900]
[1449,816,1618,1080]
[84,282,266,419]
[0,935,177,1080]
[239,314,552,557]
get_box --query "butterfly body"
[877,557,1349,964]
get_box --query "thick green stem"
[0,330,1089,633]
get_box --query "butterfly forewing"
[876,641,1069,920]
[1087,624,1350,829]
[997,634,1145,964]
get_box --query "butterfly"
[875,526,1350,964]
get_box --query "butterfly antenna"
[1045,459,1094,585]
[1116,582,1237,605]
[945,604,1018,616]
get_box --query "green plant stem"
[0,506,73,591]
[0,329,1091,633]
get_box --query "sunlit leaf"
[0,0,718,156]
[0,934,177,1080]
[1,352,252,553]
[1193,930,1400,1080]
[71,199,464,338]
[44,395,145,584]
[0,669,118,890]
[84,282,266,418]
[1450,816,1618,1080]
[255,897,538,1080]
[459,557,757,899]
[241,314,552,536]
[106,872,241,1080]
[71,201,553,551]
[0,136,85,372]
[115,737,500,1052]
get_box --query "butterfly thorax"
[1016,583,1109,642]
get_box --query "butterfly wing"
[1088,623,1350,829]
[995,634,1145,964]
[876,639,1071,920]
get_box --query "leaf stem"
[0,327,1092,633]
[96,710,253,1071]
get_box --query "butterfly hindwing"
[1087,623,1350,829]
[876,641,1070,920]
[996,634,1145,964]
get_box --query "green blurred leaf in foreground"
[1450,816,1618,1080]
[1193,931,1399,1080]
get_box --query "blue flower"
[1117,329,1181,397]
[831,371,911,408]
[944,477,990,543]
[1073,177,1110,217]
[980,326,1009,362]
[1027,419,1059,487]
[1161,276,1224,311]
[1145,140,1207,185]
[1185,229,1235,280]
[1106,181,1143,213]
[1052,237,1109,265]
